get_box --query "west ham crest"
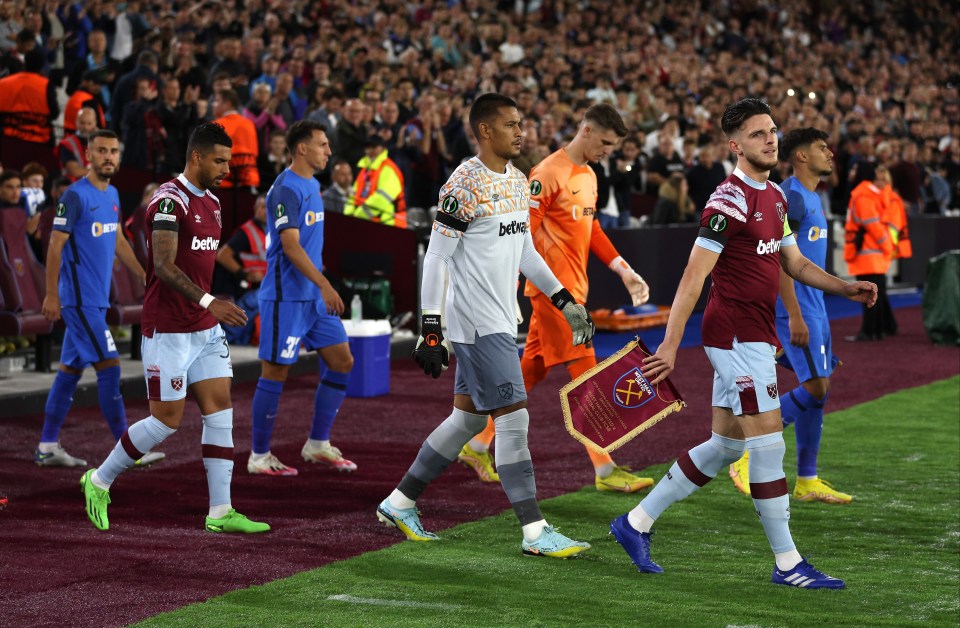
[171,377,184,391]
[613,367,655,409]
[767,383,778,399]
[498,383,514,399]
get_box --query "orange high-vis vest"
[215,113,260,188]
[0,72,52,143]
[882,185,913,260]
[238,219,267,273]
[844,180,894,276]
[63,89,105,133]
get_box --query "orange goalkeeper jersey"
[523,147,619,303]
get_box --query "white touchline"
[326,594,462,610]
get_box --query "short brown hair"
[584,103,628,137]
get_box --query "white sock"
[468,438,489,453]
[208,504,231,519]
[249,451,271,461]
[797,475,816,481]
[307,438,330,449]
[775,549,803,571]
[628,505,655,533]
[38,442,58,453]
[596,462,615,479]
[91,469,111,491]
[522,519,548,542]
[388,489,416,510]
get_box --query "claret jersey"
[141,174,221,336]
[695,168,797,349]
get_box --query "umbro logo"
[195,215,202,223]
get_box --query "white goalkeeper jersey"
[431,157,537,344]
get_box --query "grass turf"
[140,377,960,627]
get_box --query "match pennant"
[560,337,685,454]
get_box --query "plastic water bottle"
[350,294,363,323]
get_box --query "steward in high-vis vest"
[216,195,269,292]
[844,162,894,277]
[344,130,407,228]
[64,70,107,134]
[212,88,260,188]
[0,50,60,145]
[882,183,912,260]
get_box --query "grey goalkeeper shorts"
[453,332,527,413]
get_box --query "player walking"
[38,129,163,468]
[459,103,654,492]
[248,119,356,476]
[376,94,596,558]
[80,123,270,534]
[609,99,876,587]
[729,127,852,504]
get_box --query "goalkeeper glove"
[413,312,449,378]
[551,287,595,346]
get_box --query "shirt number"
[280,336,301,359]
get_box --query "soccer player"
[37,130,164,468]
[376,93,596,558]
[80,123,270,534]
[248,119,356,476]
[609,99,876,587]
[459,103,654,492]
[729,128,852,504]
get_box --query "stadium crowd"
[0,0,957,232]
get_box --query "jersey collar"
[177,173,207,196]
[733,167,766,190]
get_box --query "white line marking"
[326,594,462,610]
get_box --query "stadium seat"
[0,136,60,177]
[107,259,144,360]
[0,208,54,371]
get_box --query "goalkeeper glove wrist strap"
[550,287,575,311]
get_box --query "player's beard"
[743,151,778,173]
[92,163,115,180]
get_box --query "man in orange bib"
[459,104,655,492]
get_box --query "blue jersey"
[260,168,326,302]
[52,177,121,308]
[776,176,828,319]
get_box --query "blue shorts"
[142,325,232,401]
[258,299,349,364]
[453,332,527,413]
[60,306,118,369]
[704,339,780,416]
[775,315,834,383]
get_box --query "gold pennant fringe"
[559,338,686,455]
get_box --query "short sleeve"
[527,165,561,212]
[697,180,749,250]
[147,193,186,232]
[784,187,805,232]
[52,188,82,233]
[270,186,300,232]
[434,183,477,237]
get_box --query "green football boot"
[205,508,271,534]
[80,469,111,531]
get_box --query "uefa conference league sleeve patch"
[274,202,289,228]
[152,197,180,231]
[435,194,469,232]
[698,213,729,245]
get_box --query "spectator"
[63,69,106,134]
[0,1,20,53]
[207,37,249,99]
[154,77,199,176]
[322,159,353,215]
[244,81,288,154]
[20,161,45,259]
[647,131,686,191]
[889,141,923,214]
[0,48,58,145]
[401,92,447,210]
[608,134,646,226]
[212,88,260,189]
[257,129,288,192]
[58,107,98,181]
[651,172,696,225]
[120,77,159,170]
[0,27,34,77]
[110,49,158,132]
[344,128,406,227]
[307,86,344,131]
[0,169,23,209]
[275,71,305,123]
[335,98,368,170]
[686,144,728,215]
[512,125,542,179]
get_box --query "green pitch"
[141,377,960,627]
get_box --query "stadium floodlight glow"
[787,88,795,97]
[808,92,817,100]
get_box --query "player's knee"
[203,408,233,429]
[454,408,487,434]
[805,378,830,401]
[60,364,83,376]
[327,352,354,373]
[261,360,290,382]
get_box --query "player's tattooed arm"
[152,229,205,303]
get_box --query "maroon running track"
[0,307,956,626]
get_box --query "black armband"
[233,268,246,281]
[550,287,575,310]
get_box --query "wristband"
[199,293,215,309]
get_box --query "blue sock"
[796,390,828,478]
[95,416,176,487]
[310,370,350,441]
[96,365,127,440]
[639,433,744,520]
[202,409,234,508]
[780,385,818,428]
[41,370,82,443]
[747,433,796,554]
[251,378,284,454]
